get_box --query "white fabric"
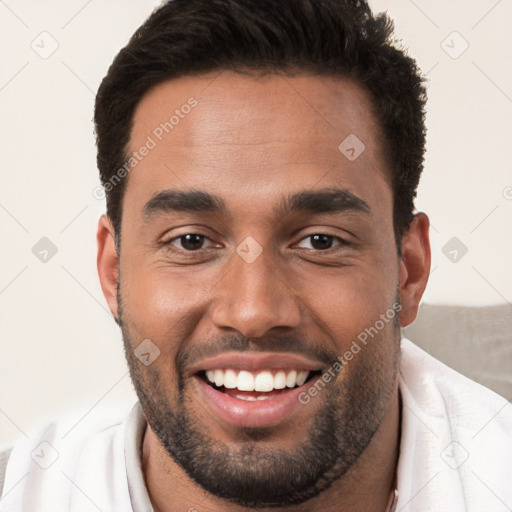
[0,403,135,512]
[396,340,512,511]
[123,403,153,511]
[1,338,511,511]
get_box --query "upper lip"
[188,352,326,376]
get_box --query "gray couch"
[404,303,512,400]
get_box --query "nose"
[209,246,301,338]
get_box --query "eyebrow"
[143,189,226,219]
[142,187,370,220]
[279,188,371,217]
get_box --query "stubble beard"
[118,288,401,508]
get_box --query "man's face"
[114,71,403,507]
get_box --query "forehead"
[125,70,390,216]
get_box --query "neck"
[142,388,400,512]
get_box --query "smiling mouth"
[199,368,322,401]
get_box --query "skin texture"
[97,71,431,511]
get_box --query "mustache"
[176,335,338,372]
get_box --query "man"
[1,0,511,510]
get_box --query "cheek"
[315,279,400,391]
[119,268,191,398]
[291,252,399,337]
[119,260,216,346]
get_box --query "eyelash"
[163,233,350,252]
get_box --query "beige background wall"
[1,0,511,449]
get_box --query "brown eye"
[296,234,344,251]
[171,234,207,251]
[310,234,334,250]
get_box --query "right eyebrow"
[142,189,226,220]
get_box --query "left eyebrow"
[277,188,371,217]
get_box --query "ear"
[97,214,120,322]
[399,212,431,327]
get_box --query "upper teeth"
[205,369,310,392]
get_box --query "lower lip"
[193,376,311,428]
